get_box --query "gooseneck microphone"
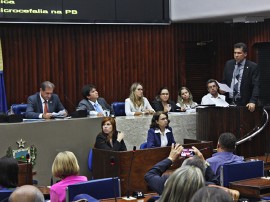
[123,146,136,200]
[25,153,30,184]
[110,156,117,202]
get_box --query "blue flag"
[0,39,8,113]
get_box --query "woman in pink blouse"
[50,151,87,202]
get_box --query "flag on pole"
[0,39,8,113]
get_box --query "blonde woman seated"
[50,151,87,202]
[177,87,198,111]
[158,165,204,202]
[125,82,155,116]
[95,117,127,151]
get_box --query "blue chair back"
[66,177,121,202]
[140,142,148,149]
[220,160,264,187]
[0,189,13,202]
[88,148,93,176]
[111,102,125,116]
[11,104,27,116]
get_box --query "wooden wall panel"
[1,20,270,113]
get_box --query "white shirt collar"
[39,93,46,103]
[154,128,171,135]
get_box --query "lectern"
[196,106,265,157]
[18,161,33,186]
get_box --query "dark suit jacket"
[144,158,219,195]
[151,100,180,112]
[94,132,127,151]
[147,127,176,148]
[223,59,260,105]
[77,97,114,115]
[25,93,66,119]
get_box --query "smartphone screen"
[180,148,195,157]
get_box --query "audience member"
[50,151,87,202]
[151,87,179,112]
[146,112,175,148]
[222,42,260,112]
[144,144,218,195]
[77,84,113,117]
[9,185,44,202]
[25,81,67,119]
[177,87,198,111]
[125,82,155,116]
[201,79,229,107]
[158,165,204,202]
[206,132,244,181]
[190,186,234,202]
[0,157,18,190]
[95,117,127,151]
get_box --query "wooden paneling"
[1,20,270,113]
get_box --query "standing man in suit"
[222,42,260,112]
[77,84,114,116]
[25,81,67,119]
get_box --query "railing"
[236,108,269,145]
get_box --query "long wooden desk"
[230,177,270,199]
[92,141,213,196]
[0,114,196,186]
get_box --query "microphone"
[25,153,30,184]
[50,176,54,186]
[123,146,137,200]
[110,156,117,202]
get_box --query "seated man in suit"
[206,132,244,182]
[77,84,114,116]
[201,79,229,107]
[25,81,67,119]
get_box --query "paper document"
[217,81,233,93]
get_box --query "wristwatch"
[205,161,210,168]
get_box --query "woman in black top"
[95,117,127,151]
[152,87,180,112]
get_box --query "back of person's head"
[81,84,96,99]
[234,42,248,53]
[190,186,233,202]
[218,132,237,152]
[52,151,79,179]
[0,157,18,188]
[159,165,204,202]
[40,81,55,91]
[149,111,170,129]
[182,155,206,175]
[9,185,44,202]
